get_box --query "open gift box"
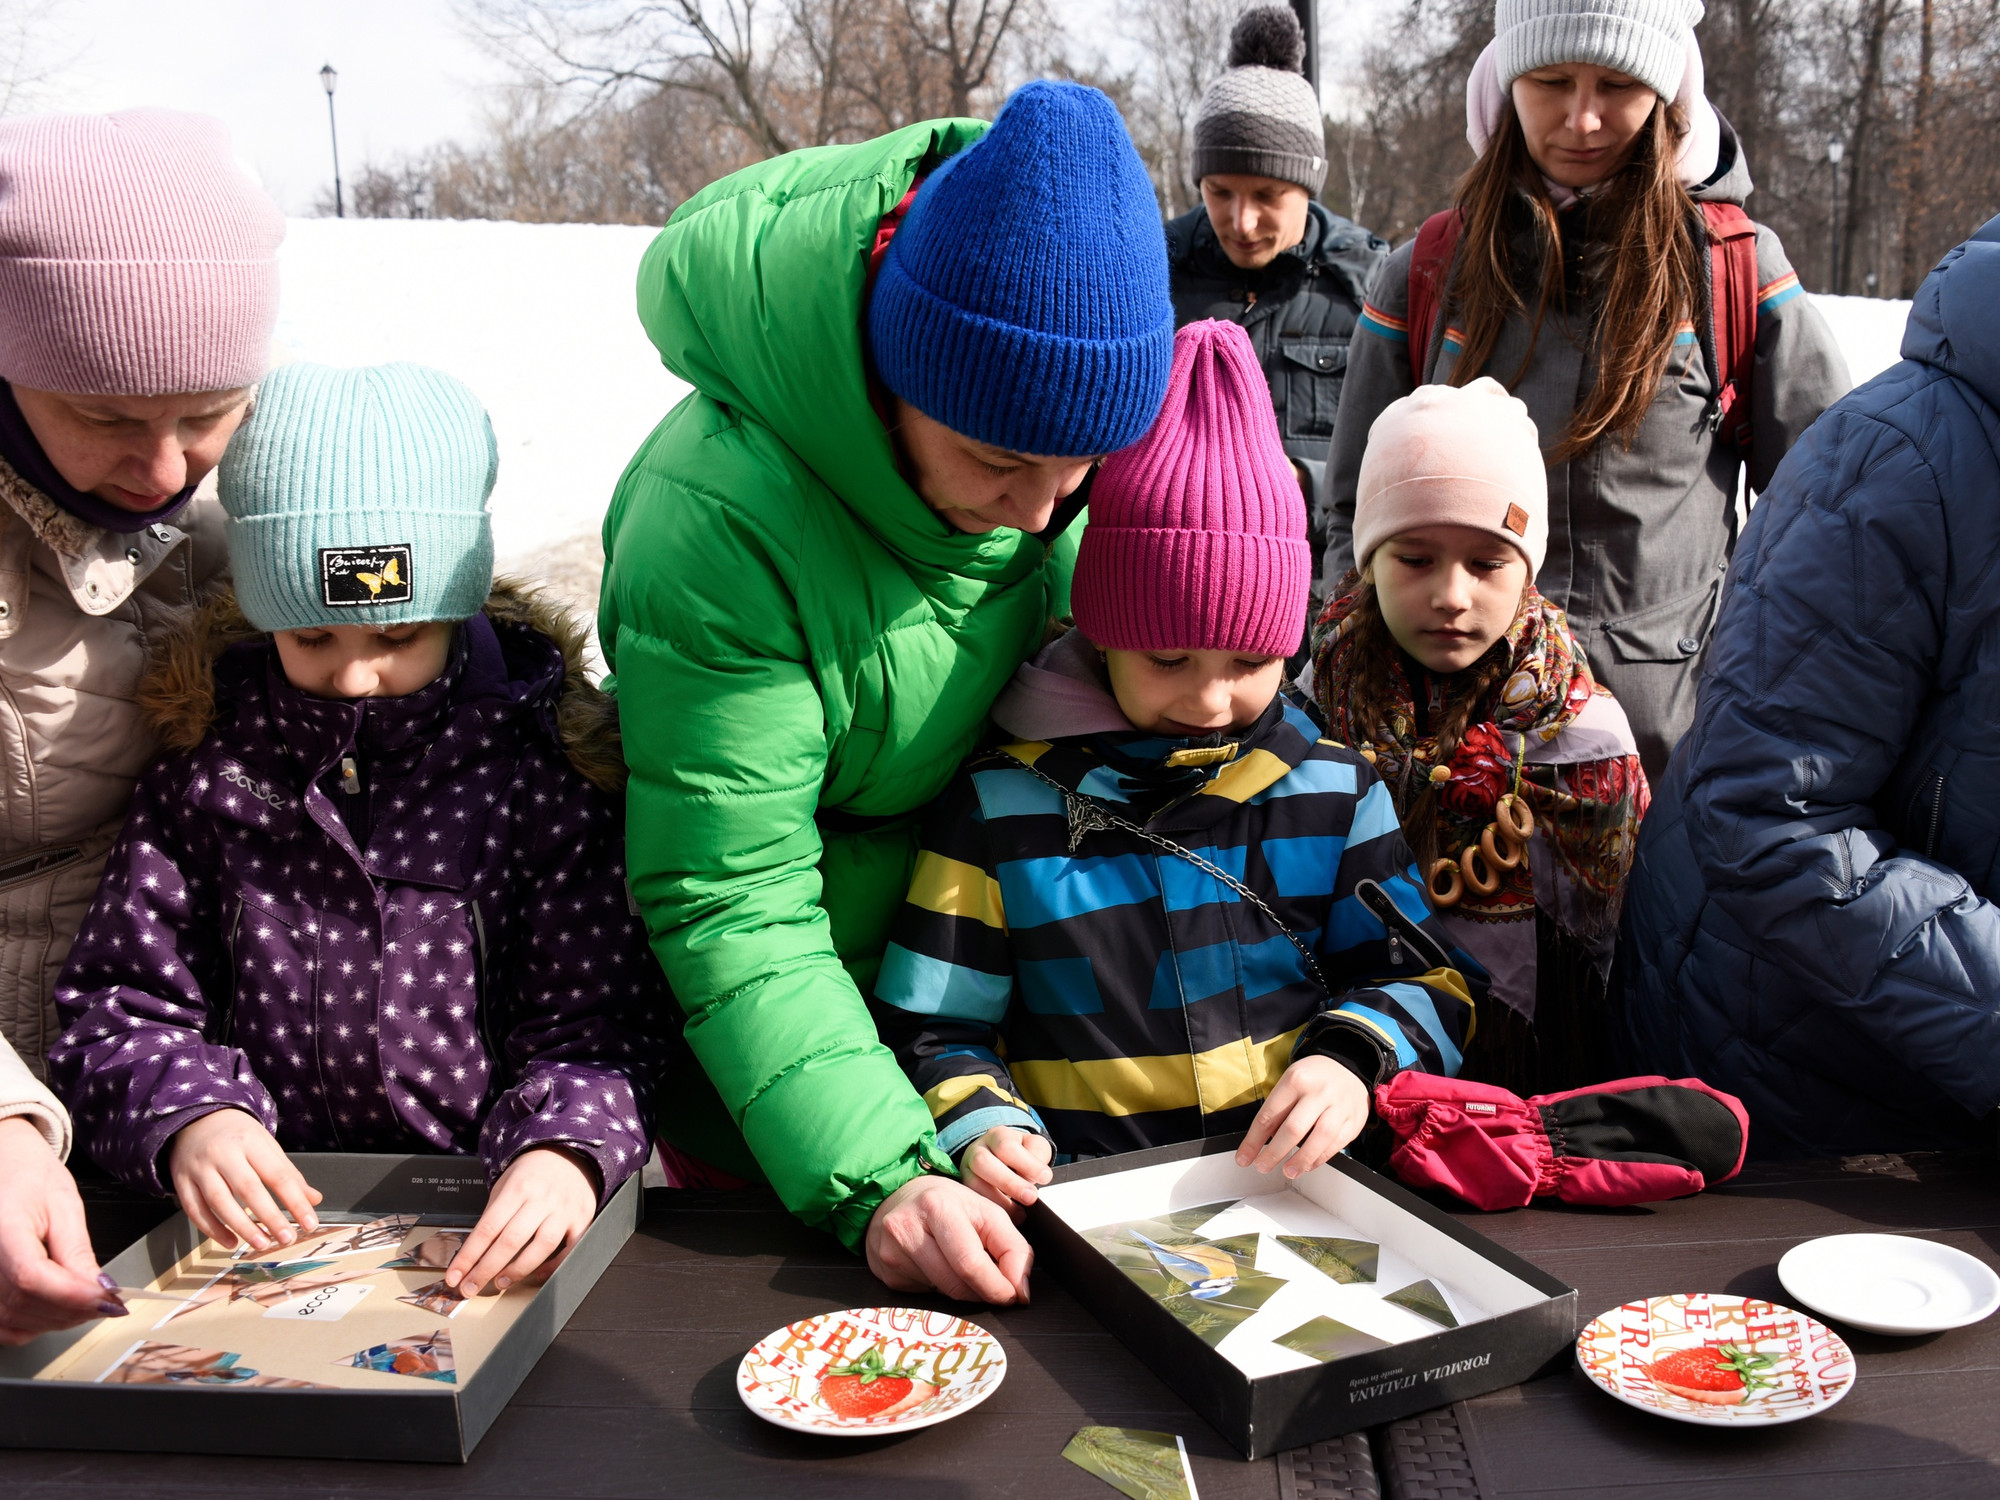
[0,1153,639,1464]
[1026,1134,1577,1459]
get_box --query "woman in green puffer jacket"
[601,81,1175,1301]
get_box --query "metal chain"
[1006,758,1331,995]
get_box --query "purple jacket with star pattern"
[46,583,666,1202]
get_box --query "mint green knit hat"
[219,361,497,632]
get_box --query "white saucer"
[1777,1233,2000,1336]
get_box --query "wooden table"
[5,1153,1998,1498]
[1435,1151,2000,1500]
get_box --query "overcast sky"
[41,0,508,214]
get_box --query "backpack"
[1404,201,1761,449]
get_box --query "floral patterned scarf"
[1312,582,1648,939]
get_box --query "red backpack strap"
[1700,202,1759,450]
[1404,210,1464,386]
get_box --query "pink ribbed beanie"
[1072,318,1307,656]
[0,109,284,395]
[1352,376,1549,576]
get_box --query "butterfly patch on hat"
[320,545,413,607]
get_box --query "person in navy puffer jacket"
[1617,216,2000,1157]
[48,363,669,1297]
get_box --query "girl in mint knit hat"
[49,362,670,1300]
[871,321,1476,1226]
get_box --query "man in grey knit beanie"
[1165,5,1387,626]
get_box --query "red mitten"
[1373,1073,1749,1210]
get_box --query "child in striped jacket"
[869,320,1478,1213]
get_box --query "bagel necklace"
[1426,743,1534,910]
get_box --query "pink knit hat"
[1072,319,1308,656]
[0,109,284,395]
[1352,377,1549,576]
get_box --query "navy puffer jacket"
[1617,216,2000,1157]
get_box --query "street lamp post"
[1826,136,1845,294]
[320,63,343,220]
[1288,0,1320,95]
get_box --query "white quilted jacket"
[0,455,225,1080]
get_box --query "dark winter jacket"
[869,642,1476,1161]
[1166,200,1388,589]
[1617,216,2000,1158]
[1322,120,1850,778]
[47,581,667,1200]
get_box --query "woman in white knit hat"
[1319,0,1848,780]
[1313,377,1648,1093]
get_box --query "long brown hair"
[1326,575,1519,870]
[1446,100,1705,462]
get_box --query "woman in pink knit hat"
[863,320,1478,1293]
[0,108,283,1344]
[1311,377,1648,1095]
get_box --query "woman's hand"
[865,1174,1034,1305]
[1236,1055,1371,1178]
[0,1116,112,1345]
[168,1108,321,1254]
[960,1126,1054,1214]
[447,1146,599,1298]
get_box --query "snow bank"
[272,218,688,574]
[271,218,1919,578]
[1813,294,1912,388]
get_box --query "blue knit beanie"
[869,80,1175,458]
[219,361,497,632]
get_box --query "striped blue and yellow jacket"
[868,698,1479,1161]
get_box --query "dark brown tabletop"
[1438,1151,2000,1500]
[6,1153,1999,1499]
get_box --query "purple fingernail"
[97,1300,129,1318]
[97,1272,119,1293]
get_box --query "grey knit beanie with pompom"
[1190,6,1326,193]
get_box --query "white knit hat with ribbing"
[1493,0,1704,101]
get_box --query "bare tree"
[903,0,1028,115]
[1114,0,1243,217]
[0,0,75,116]
[1832,0,1905,291]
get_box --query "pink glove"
[1372,1073,1749,1211]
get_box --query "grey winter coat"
[1320,124,1849,776]
[1618,216,2000,1158]
[1166,200,1388,587]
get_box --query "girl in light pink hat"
[1311,377,1648,1096]
[866,320,1478,1250]
[0,108,283,1345]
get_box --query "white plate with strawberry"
[1575,1293,1856,1425]
[736,1306,1008,1435]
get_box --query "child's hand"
[446,1146,598,1297]
[960,1126,1054,1212]
[167,1109,322,1254]
[1235,1055,1371,1179]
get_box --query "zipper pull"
[1388,931,1404,967]
[339,756,361,796]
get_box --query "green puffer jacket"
[601,119,1082,1250]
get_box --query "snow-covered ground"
[1813,293,1912,387]
[271,218,689,612]
[271,217,1919,608]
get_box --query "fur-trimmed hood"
[138,575,626,793]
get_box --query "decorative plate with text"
[1576,1293,1855,1426]
[737,1306,1007,1435]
